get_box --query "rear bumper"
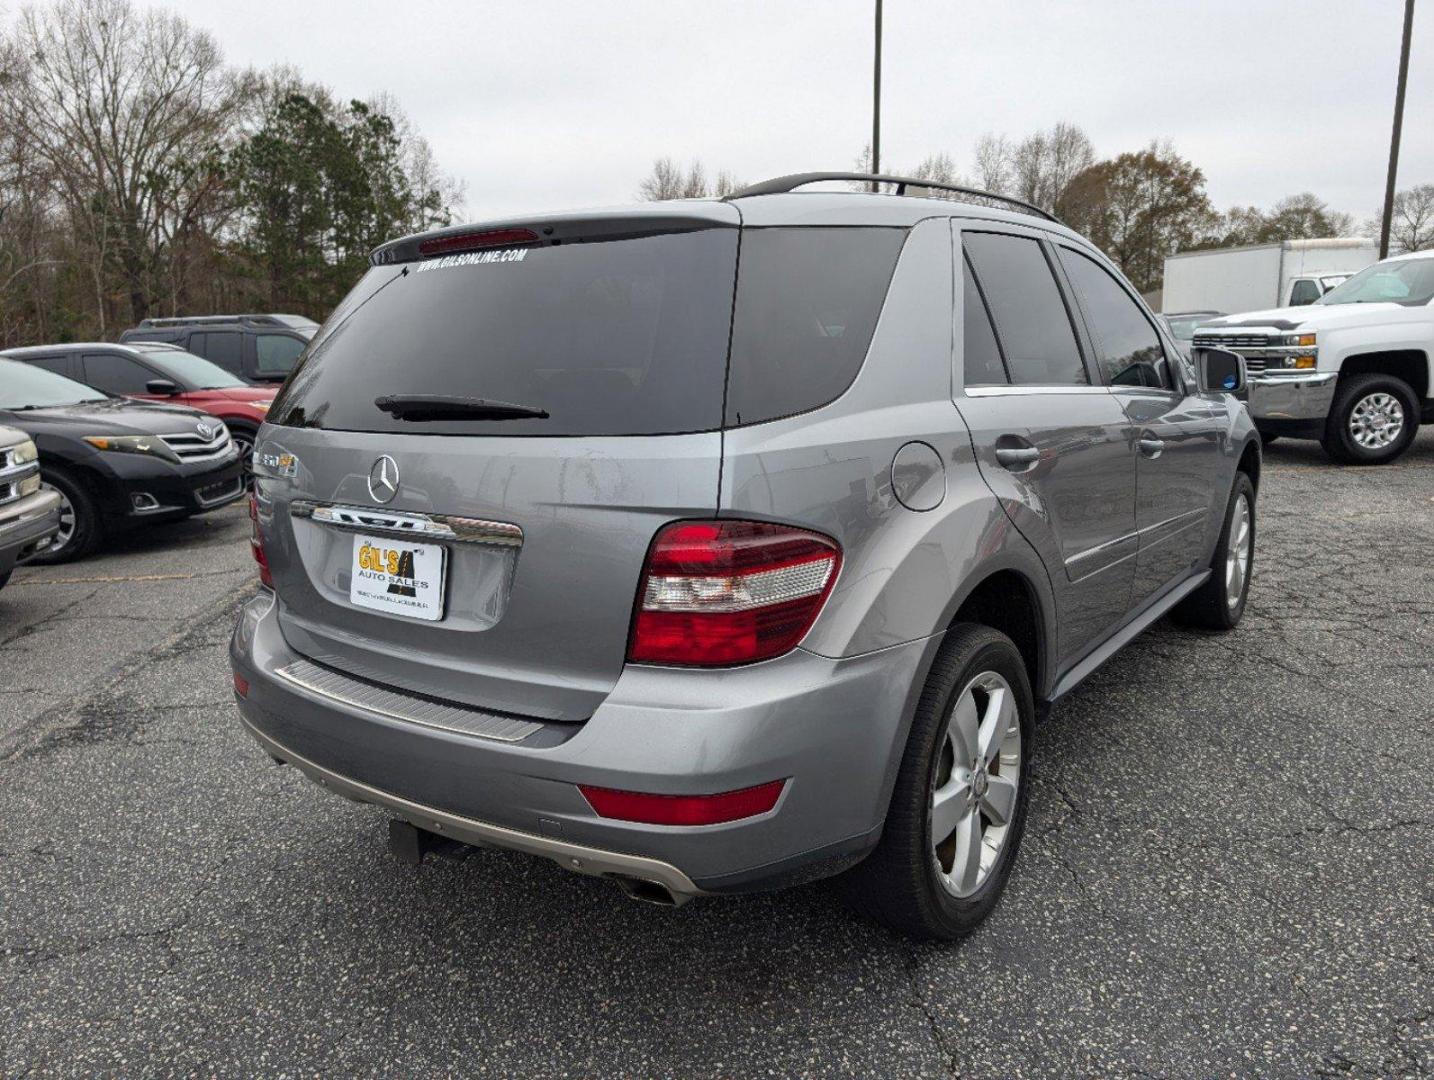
[0,489,62,573]
[1247,372,1338,424]
[230,589,936,894]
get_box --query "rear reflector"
[627,520,840,666]
[418,228,540,257]
[579,779,786,826]
[248,492,273,589]
[232,672,249,698]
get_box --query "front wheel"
[29,470,102,564]
[225,423,258,487]
[1172,472,1255,631]
[1320,374,1419,465]
[836,624,1034,940]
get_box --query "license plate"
[349,533,446,621]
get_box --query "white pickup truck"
[1193,251,1434,464]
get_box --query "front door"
[1054,245,1217,604]
[955,226,1138,665]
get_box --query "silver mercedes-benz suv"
[231,172,1260,939]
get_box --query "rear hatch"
[258,209,740,721]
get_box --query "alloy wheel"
[1226,493,1251,610]
[1349,392,1404,450]
[930,671,1022,898]
[42,482,76,554]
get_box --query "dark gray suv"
[231,173,1260,939]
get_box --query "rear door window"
[273,228,740,436]
[1057,247,1171,389]
[724,227,906,426]
[24,354,74,379]
[82,353,157,395]
[962,255,1009,386]
[963,232,1087,386]
[190,332,243,374]
[254,333,306,377]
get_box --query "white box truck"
[1162,238,1378,314]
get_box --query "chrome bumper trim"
[291,500,523,547]
[272,659,544,744]
[238,716,703,902]
[1246,372,1338,422]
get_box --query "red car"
[0,342,276,470]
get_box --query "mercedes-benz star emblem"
[368,455,400,504]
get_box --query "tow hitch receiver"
[387,818,467,866]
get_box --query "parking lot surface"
[2,432,1432,1079]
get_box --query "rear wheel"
[1173,472,1254,631]
[837,624,1033,940]
[30,469,101,564]
[1321,374,1419,465]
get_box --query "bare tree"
[1369,183,1434,253]
[639,157,739,200]
[972,134,1012,193]
[1009,123,1095,211]
[3,0,239,325]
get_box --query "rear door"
[189,331,244,379]
[257,212,741,721]
[953,224,1138,663]
[1056,244,1218,605]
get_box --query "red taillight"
[248,492,272,589]
[232,672,250,698]
[579,779,786,826]
[627,520,841,666]
[418,228,540,257]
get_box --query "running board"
[1048,570,1210,702]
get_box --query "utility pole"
[1379,0,1416,259]
[871,0,882,190]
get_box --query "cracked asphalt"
[2,432,1431,1079]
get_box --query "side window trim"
[1056,242,1183,395]
[961,250,1012,385]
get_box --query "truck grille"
[160,427,232,463]
[0,447,40,508]
[1192,332,1272,373]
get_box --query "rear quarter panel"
[719,216,1057,675]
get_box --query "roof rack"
[136,314,312,328]
[727,172,1062,225]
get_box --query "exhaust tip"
[610,875,681,907]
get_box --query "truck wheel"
[836,624,1033,940]
[1321,374,1419,465]
[30,469,102,564]
[225,422,259,487]
[1173,472,1255,631]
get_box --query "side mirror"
[1194,347,1247,400]
[146,378,180,396]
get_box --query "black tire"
[1258,432,1280,446]
[29,468,102,564]
[1320,373,1419,465]
[0,569,10,592]
[836,623,1034,940]
[1172,472,1255,631]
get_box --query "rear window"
[272,229,740,436]
[724,227,905,426]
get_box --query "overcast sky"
[190,0,1430,225]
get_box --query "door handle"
[995,446,1041,470]
[1138,437,1165,458]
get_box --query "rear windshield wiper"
[374,394,550,422]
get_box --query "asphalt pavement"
[2,432,1431,1079]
